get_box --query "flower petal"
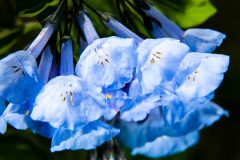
[183,29,226,52]
[137,38,189,94]
[132,132,199,158]
[76,36,137,90]
[175,52,229,102]
[0,51,40,103]
[31,75,106,130]
[51,120,119,152]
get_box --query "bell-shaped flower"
[76,12,136,120]
[136,38,189,94]
[2,46,56,138]
[0,22,56,104]
[139,2,225,52]
[31,39,107,130]
[0,98,7,134]
[51,120,120,152]
[0,51,40,103]
[117,100,227,150]
[75,36,138,90]
[129,102,227,158]
[175,52,229,102]
[132,131,199,158]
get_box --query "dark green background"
[0,0,239,160]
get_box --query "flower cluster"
[0,0,229,158]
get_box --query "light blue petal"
[38,46,53,84]
[51,120,120,152]
[0,118,6,134]
[132,132,199,158]
[117,108,165,148]
[48,56,59,80]
[27,23,56,58]
[76,11,99,44]
[103,16,143,42]
[103,89,131,120]
[26,116,56,138]
[3,102,56,138]
[31,75,106,130]
[120,79,161,122]
[0,98,6,115]
[118,101,201,149]
[198,101,228,128]
[76,36,138,90]
[3,103,28,130]
[0,98,6,134]
[150,21,168,38]
[143,4,184,39]
[137,38,189,94]
[175,52,229,102]
[0,51,40,103]
[182,29,226,52]
[60,39,74,75]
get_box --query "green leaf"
[18,0,59,18]
[149,0,217,28]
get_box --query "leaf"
[18,0,60,18]
[0,21,42,57]
[149,0,217,28]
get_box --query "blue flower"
[141,3,225,52]
[51,120,120,152]
[117,100,227,155]
[31,39,107,130]
[121,38,229,123]
[0,51,40,103]
[131,131,199,158]
[75,36,138,90]
[0,98,7,134]
[175,52,229,102]
[31,75,106,130]
[136,38,189,94]
[1,46,55,138]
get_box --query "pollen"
[150,51,162,64]
[105,94,112,99]
[25,110,29,116]
[69,99,74,106]
[195,69,200,74]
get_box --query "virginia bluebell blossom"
[175,52,229,102]
[31,39,107,130]
[0,51,40,103]
[117,100,227,158]
[139,1,226,52]
[0,22,56,104]
[2,46,56,138]
[76,36,138,90]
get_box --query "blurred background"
[0,0,239,160]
